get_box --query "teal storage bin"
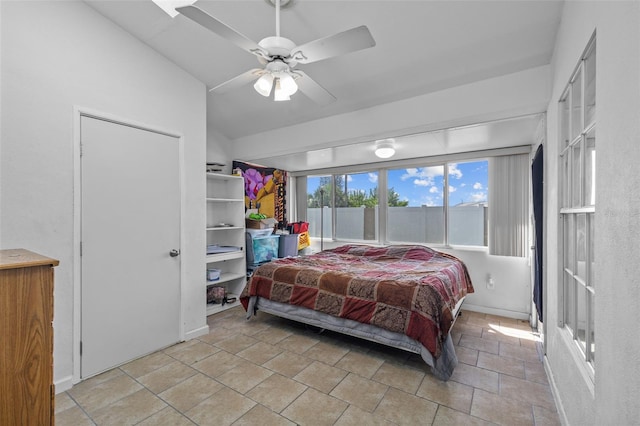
[250,235,280,264]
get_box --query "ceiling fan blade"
[209,68,266,94]
[176,5,270,60]
[290,25,376,64]
[291,70,336,106]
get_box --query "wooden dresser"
[0,249,58,425]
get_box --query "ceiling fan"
[176,0,376,104]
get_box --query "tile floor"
[56,308,561,425]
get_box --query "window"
[307,159,489,247]
[559,36,596,375]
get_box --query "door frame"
[72,106,186,384]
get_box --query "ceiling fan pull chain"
[275,0,280,37]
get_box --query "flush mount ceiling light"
[375,139,396,159]
[152,0,196,18]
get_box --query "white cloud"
[346,175,353,182]
[414,179,431,187]
[471,192,487,202]
[448,185,457,193]
[473,182,483,190]
[429,186,439,194]
[448,163,463,179]
[368,173,378,183]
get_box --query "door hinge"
[80,143,83,157]
[80,241,83,256]
[80,341,83,356]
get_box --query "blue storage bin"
[248,235,279,265]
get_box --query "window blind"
[488,154,529,257]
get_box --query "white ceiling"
[85,0,563,145]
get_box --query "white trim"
[462,303,530,321]
[544,355,569,426]
[54,375,74,394]
[185,325,210,341]
[72,106,185,384]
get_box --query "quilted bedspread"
[241,244,474,358]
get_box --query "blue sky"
[308,160,488,207]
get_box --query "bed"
[240,244,474,380]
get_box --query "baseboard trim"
[185,324,209,341]
[544,355,569,426]
[54,375,74,394]
[462,304,529,321]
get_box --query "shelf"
[207,173,242,181]
[206,197,244,203]
[206,250,244,263]
[206,293,241,316]
[206,226,244,232]
[205,272,245,286]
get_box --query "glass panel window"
[334,172,378,241]
[585,44,596,126]
[589,290,595,364]
[589,214,595,288]
[577,286,587,351]
[307,175,332,239]
[571,142,582,207]
[447,160,488,246]
[561,151,570,208]
[585,128,596,207]
[564,273,575,332]
[564,215,574,274]
[560,93,571,149]
[387,166,444,244]
[576,214,587,281]
[571,67,583,141]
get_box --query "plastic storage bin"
[278,234,299,258]
[249,235,279,265]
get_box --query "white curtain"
[488,154,529,257]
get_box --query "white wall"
[544,1,640,424]
[0,1,207,390]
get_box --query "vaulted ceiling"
[85,0,563,144]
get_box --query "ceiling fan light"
[374,139,396,159]
[254,74,274,97]
[278,73,298,95]
[274,79,291,101]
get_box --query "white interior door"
[80,115,181,378]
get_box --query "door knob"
[170,249,180,257]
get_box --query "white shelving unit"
[206,173,246,316]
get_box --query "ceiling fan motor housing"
[258,36,298,66]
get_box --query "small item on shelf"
[207,268,221,281]
[206,162,225,173]
[206,245,241,255]
[207,285,225,304]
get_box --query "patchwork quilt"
[241,244,474,358]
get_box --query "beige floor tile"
[499,374,557,411]
[470,388,534,426]
[366,344,412,364]
[293,360,348,393]
[481,326,522,346]
[198,326,237,344]
[67,368,123,395]
[302,340,350,365]
[525,360,549,385]
[90,388,167,425]
[216,362,273,394]
[281,387,348,426]
[163,340,219,365]
[192,350,245,378]
[252,325,293,344]
[119,351,175,378]
[432,405,494,426]
[330,373,388,412]
[334,350,384,379]
[213,334,259,354]
[533,405,562,426]
[246,373,308,413]
[137,406,194,425]
[186,387,256,426]
[449,362,499,394]
[277,333,320,354]
[262,351,313,377]
[454,345,479,366]
[451,322,484,338]
[236,340,283,364]
[54,406,94,426]
[416,374,474,414]
[158,373,223,412]
[68,373,142,414]
[233,403,297,426]
[476,351,525,378]
[374,387,438,425]
[137,360,197,394]
[372,361,425,394]
[334,404,395,426]
[499,342,541,364]
[459,334,500,355]
[55,392,77,413]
